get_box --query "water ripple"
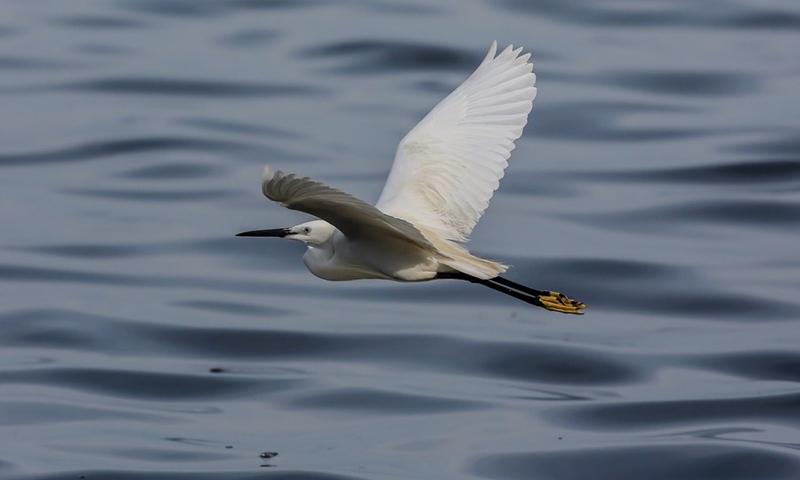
[24,470,366,480]
[216,28,278,48]
[727,134,800,156]
[584,160,800,185]
[289,387,485,414]
[693,351,800,382]
[118,0,325,18]
[0,57,74,71]
[305,41,476,73]
[475,343,639,385]
[0,400,164,427]
[492,0,800,30]
[504,258,800,320]
[60,77,319,97]
[551,392,800,431]
[0,367,299,400]
[471,443,800,480]
[531,102,705,142]
[572,200,800,231]
[173,300,287,317]
[0,309,646,388]
[53,15,145,29]
[179,118,298,138]
[117,162,224,181]
[62,187,234,202]
[18,244,144,260]
[605,70,761,97]
[0,137,245,167]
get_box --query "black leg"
[490,275,549,297]
[436,272,585,315]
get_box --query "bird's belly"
[303,239,438,282]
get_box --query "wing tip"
[484,40,499,64]
[263,164,275,182]
[482,41,533,72]
[262,164,278,198]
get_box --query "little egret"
[238,41,585,314]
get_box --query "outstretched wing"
[262,166,433,250]
[376,41,537,243]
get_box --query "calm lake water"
[2,0,800,479]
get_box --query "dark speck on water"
[1,0,799,479]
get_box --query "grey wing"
[262,165,434,251]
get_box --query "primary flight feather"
[238,41,585,314]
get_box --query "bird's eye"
[303,227,311,234]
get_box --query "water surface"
[1,0,799,478]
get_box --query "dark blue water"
[2,0,799,478]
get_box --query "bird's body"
[304,223,438,282]
[238,42,585,314]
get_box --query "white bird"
[238,41,584,314]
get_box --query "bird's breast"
[301,245,383,281]
[302,237,438,282]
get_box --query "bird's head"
[237,220,335,247]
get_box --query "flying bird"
[238,41,585,314]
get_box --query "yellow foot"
[539,291,586,315]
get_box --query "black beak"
[236,227,292,238]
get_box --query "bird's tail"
[438,272,585,315]
[408,224,508,279]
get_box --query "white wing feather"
[376,41,537,243]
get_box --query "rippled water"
[2,0,799,478]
